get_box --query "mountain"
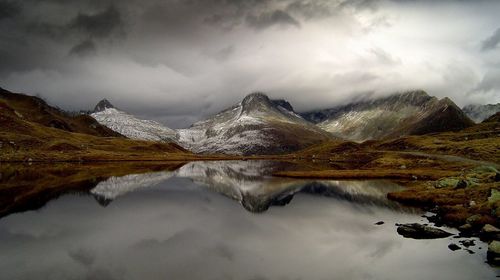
[300,90,474,142]
[177,92,333,155]
[90,99,178,142]
[0,87,121,137]
[0,88,191,161]
[462,103,500,123]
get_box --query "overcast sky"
[1,0,499,128]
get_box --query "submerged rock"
[448,243,461,251]
[396,223,453,239]
[459,239,475,248]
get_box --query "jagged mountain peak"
[241,92,296,114]
[94,99,115,112]
[241,92,273,113]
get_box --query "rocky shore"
[387,165,500,265]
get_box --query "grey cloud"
[286,1,337,19]
[474,69,500,93]
[69,5,123,38]
[69,39,97,57]
[246,10,301,30]
[0,0,22,21]
[0,0,499,126]
[482,27,500,51]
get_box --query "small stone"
[466,214,482,225]
[480,224,500,241]
[487,241,500,265]
[435,178,460,189]
[374,221,384,225]
[448,243,461,251]
[469,200,476,207]
[400,165,407,169]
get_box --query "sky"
[0,0,499,128]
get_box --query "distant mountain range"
[87,90,483,153]
[462,103,500,123]
[2,85,495,155]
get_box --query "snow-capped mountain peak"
[177,92,332,155]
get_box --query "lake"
[0,160,498,280]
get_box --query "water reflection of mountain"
[175,161,414,213]
[91,172,174,205]
[0,162,183,218]
[0,160,416,219]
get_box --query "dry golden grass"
[274,168,459,180]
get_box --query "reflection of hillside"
[0,162,184,218]
[175,161,414,213]
[91,172,174,201]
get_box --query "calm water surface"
[0,161,498,280]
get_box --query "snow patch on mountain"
[91,107,178,142]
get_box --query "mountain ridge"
[90,99,179,143]
[300,90,474,142]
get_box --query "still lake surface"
[0,160,498,280]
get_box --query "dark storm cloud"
[0,0,22,21]
[246,10,301,29]
[285,1,336,19]
[0,0,499,126]
[482,28,500,51]
[69,5,123,38]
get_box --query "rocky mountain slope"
[177,93,333,155]
[301,90,474,142]
[90,99,178,142]
[462,103,500,123]
[0,89,191,161]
